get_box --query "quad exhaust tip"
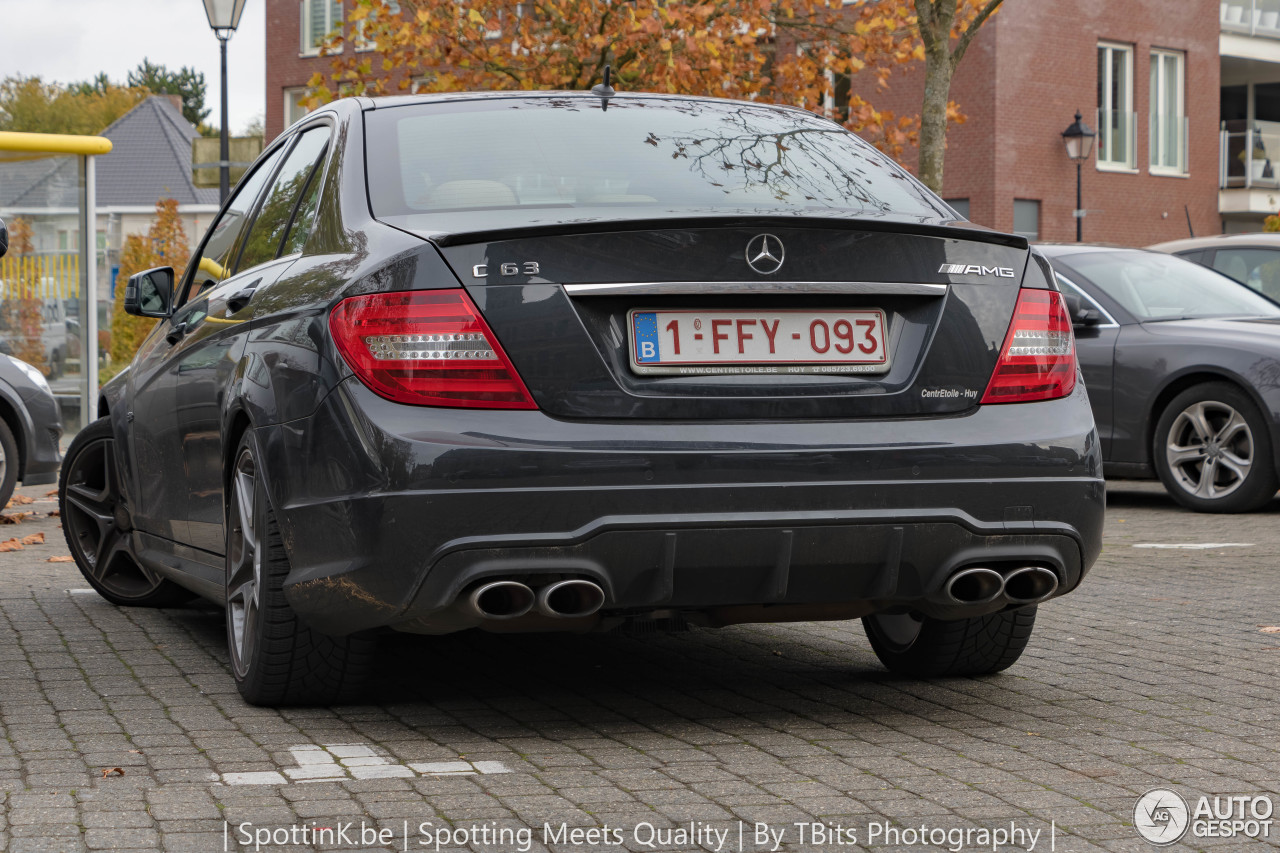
[537,579,606,618]
[468,581,535,620]
[944,567,1005,605]
[1002,566,1059,605]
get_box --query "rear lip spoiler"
[406,213,1030,250]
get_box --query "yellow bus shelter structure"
[0,131,112,430]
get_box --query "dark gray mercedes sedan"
[59,92,1103,705]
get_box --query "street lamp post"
[202,0,248,204]
[1061,111,1097,243]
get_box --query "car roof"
[1034,243,1154,258]
[1148,233,1280,252]
[361,90,820,120]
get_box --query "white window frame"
[284,88,312,129]
[354,0,400,51]
[1097,42,1135,171]
[300,0,343,57]
[1149,49,1186,176]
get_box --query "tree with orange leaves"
[309,0,998,190]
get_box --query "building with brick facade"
[263,0,1280,246]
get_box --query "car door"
[1056,273,1120,457]
[128,142,288,546]
[178,126,332,552]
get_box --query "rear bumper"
[262,379,1104,635]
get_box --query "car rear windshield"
[1064,250,1280,321]
[364,96,949,222]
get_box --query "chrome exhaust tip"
[944,567,1005,605]
[536,579,606,618]
[467,581,535,619]
[1002,566,1059,605]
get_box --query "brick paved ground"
[0,480,1277,852]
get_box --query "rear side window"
[181,145,286,305]
[365,97,949,221]
[237,127,330,271]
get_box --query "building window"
[355,0,400,51]
[824,70,853,123]
[1097,42,1135,169]
[1149,49,1186,174]
[945,199,971,220]
[300,0,343,56]
[284,88,312,128]
[1012,199,1040,241]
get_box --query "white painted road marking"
[1132,543,1254,549]
[216,744,513,785]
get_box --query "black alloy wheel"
[59,417,191,606]
[225,431,376,706]
[863,608,1036,677]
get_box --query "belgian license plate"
[628,309,889,376]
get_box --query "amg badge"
[939,263,1016,278]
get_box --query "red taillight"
[329,290,536,409]
[980,288,1077,404]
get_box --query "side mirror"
[125,267,174,319]
[1061,290,1102,328]
[0,217,8,259]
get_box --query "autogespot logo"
[1134,789,1190,846]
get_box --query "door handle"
[165,320,188,346]
[226,278,261,316]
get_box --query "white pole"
[84,155,98,426]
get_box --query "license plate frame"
[627,308,890,376]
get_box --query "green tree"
[127,59,210,127]
[0,75,147,135]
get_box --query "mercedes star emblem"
[745,234,785,275]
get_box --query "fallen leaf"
[46,509,59,517]
[101,767,124,778]
[20,532,44,546]
[0,512,32,524]
[1260,627,1280,634]
[45,489,57,496]
[128,749,143,754]
[5,495,33,507]
[47,556,75,563]
[0,539,23,552]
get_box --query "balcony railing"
[1222,0,1280,38]
[1220,120,1280,189]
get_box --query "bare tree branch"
[951,0,1002,69]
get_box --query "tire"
[863,607,1036,677]
[1153,383,1278,513]
[0,419,18,510]
[0,414,18,507]
[59,417,193,607]
[225,431,376,706]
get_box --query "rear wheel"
[226,431,375,706]
[863,608,1036,677]
[59,417,192,607]
[1153,383,1278,513]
